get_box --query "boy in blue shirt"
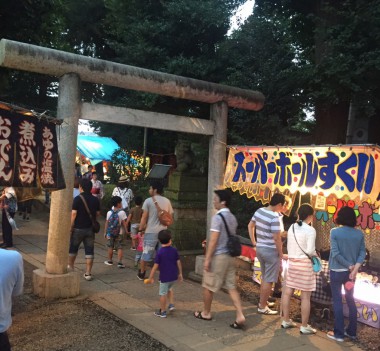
[145,230,183,318]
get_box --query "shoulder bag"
[292,224,322,273]
[79,195,100,233]
[218,213,241,257]
[152,196,173,226]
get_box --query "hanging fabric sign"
[0,103,65,189]
[224,145,380,204]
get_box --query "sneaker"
[168,304,175,311]
[344,331,357,340]
[130,247,136,251]
[258,306,278,315]
[117,262,126,269]
[300,325,317,335]
[267,301,275,308]
[137,271,146,281]
[104,260,113,266]
[83,273,93,281]
[154,310,167,318]
[281,319,297,329]
[326,331,343,342]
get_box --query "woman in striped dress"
[281,203,317,335]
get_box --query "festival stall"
[224,144,380,328]
[0,101,65,191]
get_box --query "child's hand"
[144,278,154,284]
[178,273,183,282]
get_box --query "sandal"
[230,321,245,330]
[194,311,212,321]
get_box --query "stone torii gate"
[0,39,264,298]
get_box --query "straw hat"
[119,175,129,182]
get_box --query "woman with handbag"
[281,203,317,335]
[326,206,366,342]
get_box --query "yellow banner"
[224,145,380,204]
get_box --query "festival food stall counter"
[224,144,380,328]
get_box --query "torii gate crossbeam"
[0,39,264,298]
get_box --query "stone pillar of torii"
[0,39,264,298]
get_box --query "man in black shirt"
[68,178,100,281]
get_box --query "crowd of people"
[0,172,367,349]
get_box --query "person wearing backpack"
[137,181,173,281]
[104,196,129,268]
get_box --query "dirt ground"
[237,269,380,351]
[9,260,172,351]
[8,260,380,351]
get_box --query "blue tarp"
[77,135,119,165]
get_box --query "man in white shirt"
[0,249,24,350]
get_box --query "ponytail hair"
[296,203,314,226]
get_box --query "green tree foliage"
[221,10,313,145]
[254,0,380,144]
[0,0,67,110]
[89,0,246,153]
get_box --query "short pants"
[130,223,139,239]
[69,227,95,259]
[141,233,159,262]
[159,281,175,296]
[202,254,236,292]
[256,247,281,283]
[106,235,123,250]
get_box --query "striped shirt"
[251,207,283,249]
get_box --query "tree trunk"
[313,0,350,144]
[314,101,350,144]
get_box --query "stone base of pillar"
[33,269,80,299]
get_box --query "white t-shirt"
[112,187,133,209]
[287,222,316,259]
[0,250,24,332]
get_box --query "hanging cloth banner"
[224,145,380,204]
[0,103,66,189]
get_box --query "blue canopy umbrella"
[77,135,119,165]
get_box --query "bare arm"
[139,210,148,231]
[147,263,159,282]
[248,220,257,246]
[273,232,283,260]
[104,219,108,238]
[125,213,132,227]
[204,230,220,272]
[71,210,77,229]
[177,260,183,282]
